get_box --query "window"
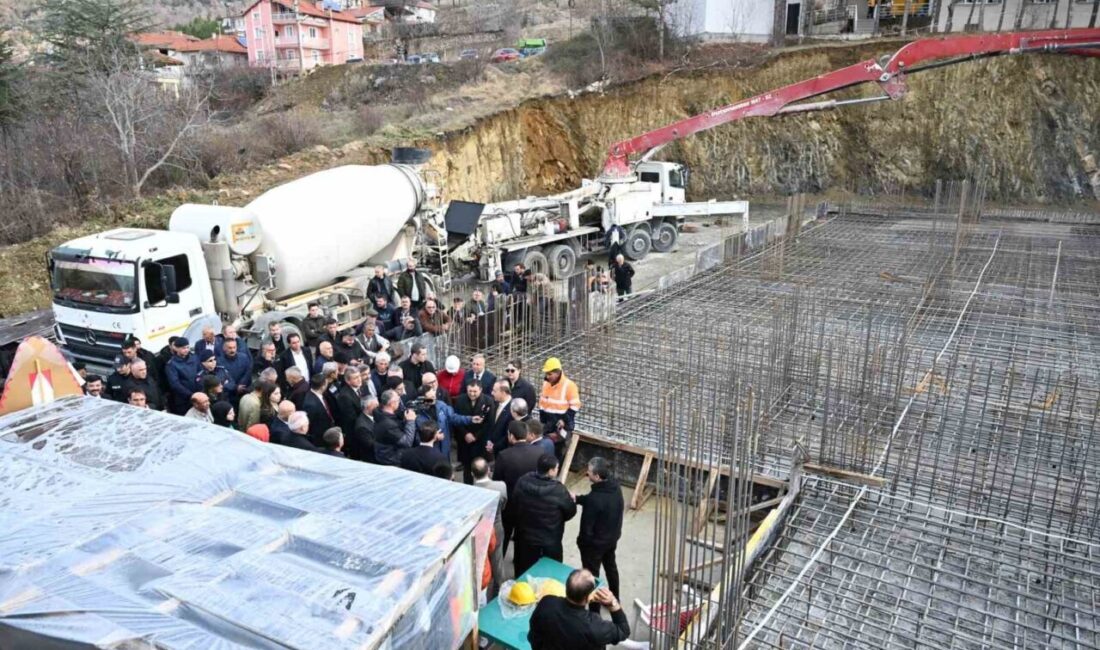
[51,257,137,312]
[144,254,193,302]
[639,171,661,184]
[286,25,294,36]
[252,11,260,22]
[313,50,320,62]
[309,27,318,38]
[669,168,685,189]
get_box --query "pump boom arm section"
[600,28,1100,178]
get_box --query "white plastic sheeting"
[0,397,496,649]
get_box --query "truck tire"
[624,228,652,261]
[506,247,550,278]
[652,221,679,253]
[546,244,577,280]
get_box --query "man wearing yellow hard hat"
[537,357,581,461]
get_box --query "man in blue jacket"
[218,338,252,406]
[165,337,199,415]
[414,385,481,460]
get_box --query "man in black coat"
[461,353,496,394]
[454,381,494,484]
[347,395,378,462]
[610,254,635,297]
[121,359,165,411]
[399,342,435,391]
[275,411,320,452]
[485,380,513,457]
[575,457,624,612]
[511,454,577,577]
[528,569,629,650]
[399,421,452,478]
[278,333,314,387]
[334,367,364,437]
[494,420,545,554]
[300,373,335,446]
[373,389,418,465]
[504,359,537,413]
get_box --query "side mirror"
[166,292,181,304]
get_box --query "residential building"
[370,0,438,24]
[243,0,365,72]
[222,15,247,38]
[934,0,1097,32]
[671,0,1096,41]
[344,5,387,38]
[132,32,248,90]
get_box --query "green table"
[478,557,604,650]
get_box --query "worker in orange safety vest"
[538,357,581,461]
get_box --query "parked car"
[405,54,422,65]
[490,48,521,63]
[459,48,479,60]
[420,52,441,63]
[516,38,547,57]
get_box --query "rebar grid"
[739,476,1100,650]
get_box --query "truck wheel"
[546,244,577,280]
[634,222,652,235]
[624,229,652,260]
[652,222,679,253]
[521,249,550,277]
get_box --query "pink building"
[243,0,365,72]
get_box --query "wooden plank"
[630,453,654,510]
[803,462,886,487]
[573,428,786,489]
[693,470,720,535]
[634,486,655,511]
[558,432,581,483]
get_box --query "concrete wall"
[672,0,778,42]
[936,0,1097,31]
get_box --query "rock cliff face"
[426,44,1100,203]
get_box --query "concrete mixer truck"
[48,153,439,370]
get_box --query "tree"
[630,0,675,60]
[83,44,210,197]
[174,16,222,39]
[35,0,152,74]
[0,29,21,133]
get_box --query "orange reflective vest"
[539,374,581,414]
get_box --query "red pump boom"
[600,28,1100,179]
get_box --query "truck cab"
[49,229,217,370]
[633,160,687,205]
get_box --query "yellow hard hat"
[542,357,562,373]
[537,578,566,600]
[509,581,537,606]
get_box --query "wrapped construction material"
[0,397,496,649]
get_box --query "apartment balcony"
[271,12,328,26]
[301,37,330,49]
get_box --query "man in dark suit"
[277,333,314,388]
[504,359,537,413]
[454,380,494,484]
[300,373,335,446]
[347,395,378,462]
[461,353,496,394]
[485,380,514,457]
[399,421,452,479]
[494,420,547,554]
[334,367,364,437]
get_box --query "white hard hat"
[445,355,461,374]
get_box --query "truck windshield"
[50,256,137,312]
[669,168,685,189]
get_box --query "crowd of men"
[75,259,632,647]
